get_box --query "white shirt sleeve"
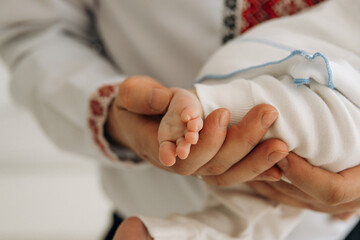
[195,0,360,173]
[0,0,144,167]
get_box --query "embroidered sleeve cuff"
[88,83,143,164]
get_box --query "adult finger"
[267,180,315,203]
[252,181,360,214]
[114,75,173,115]
[170,108,230,175]
[276,153,358,205]
[196,104,280,176]
[202,139,288,186]
[253,167,283,181]
[247,181,310,209]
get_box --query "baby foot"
[158,88,203,166]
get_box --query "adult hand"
[173,104,288,182]
[106,75,173,169]
[106,75,288,180]
[248,153,360,220]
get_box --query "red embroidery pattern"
[241,0,326,33]
[90,99,104,116]
[99,85,115,97]
[88,84,119,161]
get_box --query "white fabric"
[139,0,360,239]
[196,48,360,172]
[141,184,304,240]
[0,0,359,239]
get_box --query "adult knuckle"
[243,134,258,149]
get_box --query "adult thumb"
[115,75,172,115]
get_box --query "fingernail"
[268,151,288,163]
[149,88,170,111]
[262,110,278,129]
[219,111,230,129]
[277,158,289,171]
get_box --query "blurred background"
[0,58,112,239]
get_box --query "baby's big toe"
[159,141,177,166]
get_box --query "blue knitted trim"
[196,50,334,89]
[293,78,311,85]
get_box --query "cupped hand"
[173,104,288,183]
[106,75,287,181]
[248,152,360,220]
[108,76,360,218]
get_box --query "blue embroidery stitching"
[196,50,334,89]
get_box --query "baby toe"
[181,106,199,122]
[176,138,191,159]
[185,131,199,144]
[187,118,203,132]
[159,141,177,166]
